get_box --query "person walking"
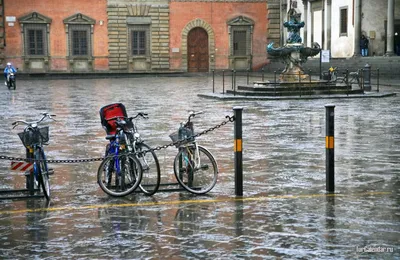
[360,35,369,57]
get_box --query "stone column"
[302,0,308,46]
[385,0,395,56]
[326,0,332,52]
[353,0,361,56]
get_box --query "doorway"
[187,27,209,72]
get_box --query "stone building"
[289,0,400,57]
[0,0,281,73]
[1,0,108,72]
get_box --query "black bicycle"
[12,113,56,200]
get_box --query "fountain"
[198,0,396,99]
[267,1,320,82]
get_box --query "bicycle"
[99,103,160,196]
[169,111,218,194]
[97,116,143,197]
[328,67,361,88]
[12,112,56,200]
[125,112,161,196]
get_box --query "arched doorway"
[187,27,209,72]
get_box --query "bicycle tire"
[36,147,50,200]
[97,154,142,197]
[173,145,218,194]
[136,143,161,196]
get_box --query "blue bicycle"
[12,113,56,201]
[97,116,143,197]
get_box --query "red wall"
[170,2,268,70]
[3,0,108,71]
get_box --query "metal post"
[274,71,277,96]
[309,69,312,95]
[325,104,335,193]
[247,68,249,85]
[212,69,215,93]
[231,69,234,90]
[233,106,243,196]
[298,71,301,97]
[233,70,236,95]
[377,68,380,92]
[361,69,364,91]
[346,69,349,96]
[222,70,225,94]
[262,67,264,82]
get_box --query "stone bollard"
[363,64,371,91]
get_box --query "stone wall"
[107,2,170,71]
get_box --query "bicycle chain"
[0,115,235,164]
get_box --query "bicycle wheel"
[97,154,142,197]
[35,148,50,200]
[136,143,161,196]
[173,145,218,194]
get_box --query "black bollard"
[274,71,277,96]
[233,106,243,196]
[212,69,215,93]
[377,68,380,92]
[247,68,250,85]
[363,64,371,91]
[233,70,236,96]
[262,67,264,82]
[222,70,225,94]
[325,104,335,193]
[231,69,234,90]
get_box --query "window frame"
[18,12,52,58]
[227,16,254,58]
[128,25,150,58]
[63,13,95,59]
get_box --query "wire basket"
[18,126,49,148]
[169,127,194,147]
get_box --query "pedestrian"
[360,35,369,57]
[4,62,17,86]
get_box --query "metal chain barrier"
[0,115,235,164]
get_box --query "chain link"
[0,115,235,164]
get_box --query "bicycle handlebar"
[12,112,56,129]
[105,113,148,122]
[187,111,203,122]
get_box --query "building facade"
[1,0,109,72]
[0,0,280,73]
[292,0,399,57]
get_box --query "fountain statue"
[267,0,320,82]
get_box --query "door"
[187,27,209,72]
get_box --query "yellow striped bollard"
[325,104,335,193]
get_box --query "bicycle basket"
[18,126,49,148]
[169,127,194,147]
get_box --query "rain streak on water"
[0,76,398,259]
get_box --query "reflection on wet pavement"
[0,76,398,258]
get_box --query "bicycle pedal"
[48,169,54,175]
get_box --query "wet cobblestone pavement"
[0,75,399,259]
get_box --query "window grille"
[24,24,47,56]
[340,8,348,35]
[132,31,146,55]
[68,24,90,57]
[72,30,88,55]
[129,25,150,57]
[233,30,247,55]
